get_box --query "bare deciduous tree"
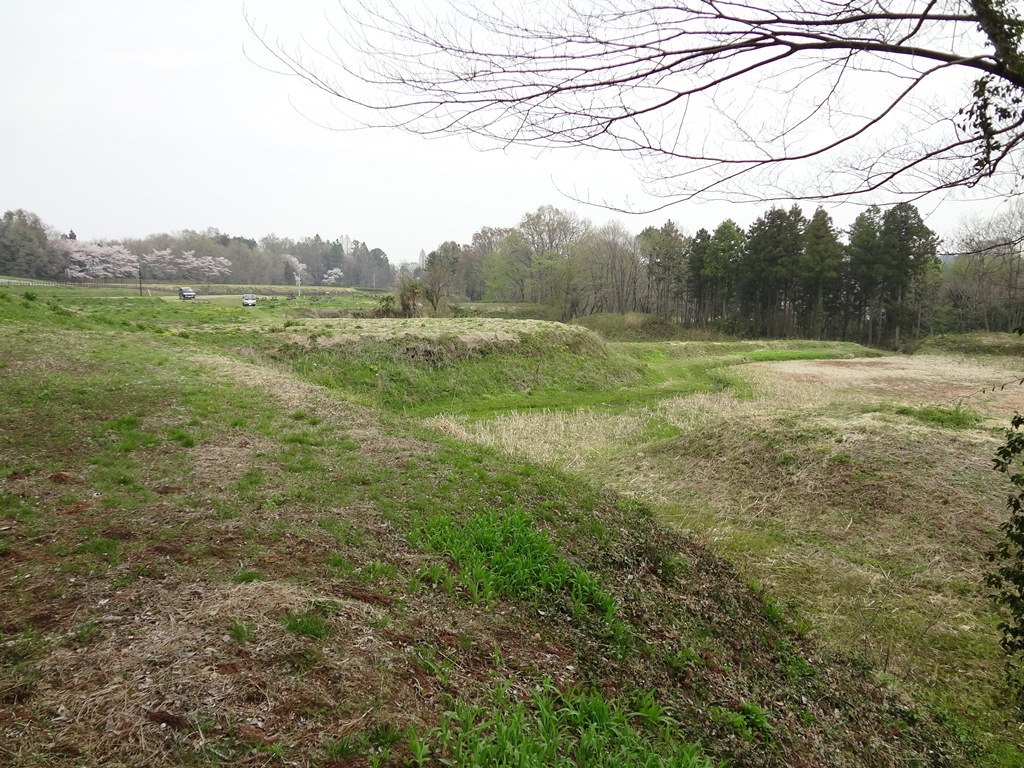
[250,1,1024,209]
[951,202,1024,330]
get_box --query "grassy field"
[2,288,1022,766]
[430,336,1024,764]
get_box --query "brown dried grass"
[11,579,401,765]
[276,317,578,348]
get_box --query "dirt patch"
[189,435,272,489]
[101,524,135,541]
[817,359,890,367]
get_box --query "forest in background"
[3,200,1023,348]
[0,210,395,293]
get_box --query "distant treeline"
[5,202,1023,346]
[416,203,1024,347]
[0,210,396,290]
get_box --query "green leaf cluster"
[988,412,1024,656]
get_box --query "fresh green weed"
[411,508,621,628]
[710,701,774,742]
[168,427,196,447]
[893,404,982,429]
[75,537,121,564]
[229,620,255,643]
[281,610,331,639]
[422,680,718,767]
[231,568,265,584]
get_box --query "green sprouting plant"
[741,701,774,739]
[72,620,101,646]
[710,701,773,742]
[987,412,1024,656]
[630,690,674,730]
[410,507,624,639]
[229,620,255,643]
[323,734,360,760]
[666,645,703,678]
[231,568,265,583]
[366,722,403,749]
[763,596,786,625]
[327,551,358,578]
[419,680,718,767]
[360,560,399,582]
[417,646,455,686]
[417,561,455,593]
[281,646,322,674]
[709,706,750,739]
[281,609,331,639]
[776,639,817,679]
[407,726,432,766]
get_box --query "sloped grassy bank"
[242,320,879,416]
[0,294,972,766]
[261,319,648,416]
[426,340,1024,764]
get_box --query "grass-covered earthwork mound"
[237,318,649,416]
[915,331,1024,358]
[431,340,1024,766]
[1,291,1018,766]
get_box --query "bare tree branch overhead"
[248,1,1024,210]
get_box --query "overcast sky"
[0,1,1003,263]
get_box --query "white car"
[242,294,257,306]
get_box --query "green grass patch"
[75,537,121,564]
[281,609,332,640]
[231,569,265,584]
[417,681,718,768]
[168,427,196,447]
[411,508,625,640]
[892,404,984,429]
[0,492,36,521]
[709,701,774,742]
[741,348,868,362]
[228,620,255,643]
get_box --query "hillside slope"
[0,295,975,766]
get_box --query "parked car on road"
[178,287,196,300]
[242,294,257,306]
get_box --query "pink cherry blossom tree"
[172,250,233,282]
[282,254,308,296]
[55,240,233,287]
[56,240,138,281]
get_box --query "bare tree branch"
[246,0,1024,209]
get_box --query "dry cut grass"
[275,317,582,348]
